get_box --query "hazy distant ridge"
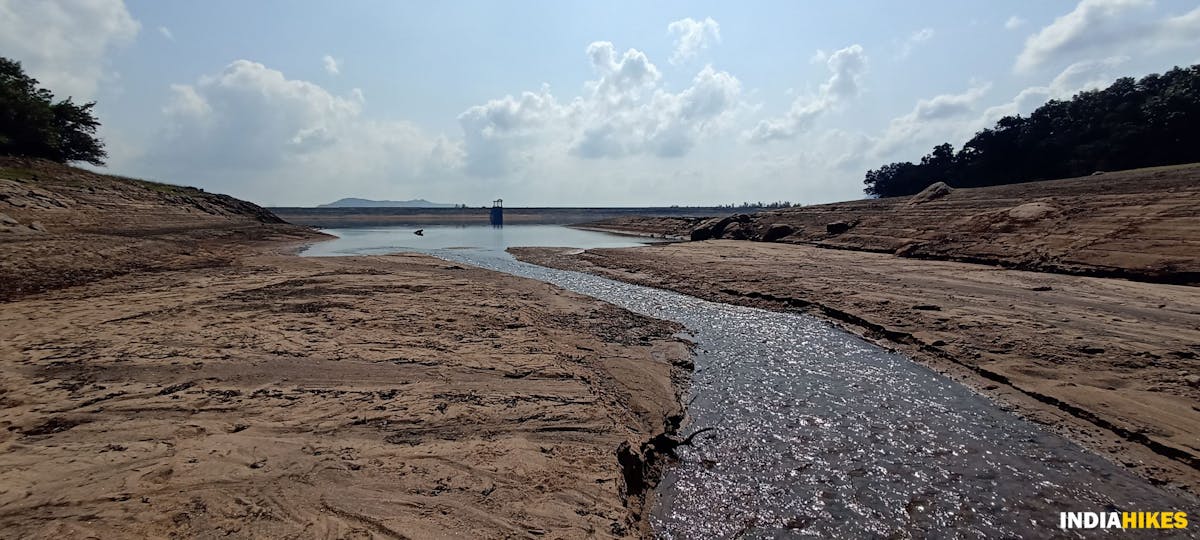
[319,198,457,208]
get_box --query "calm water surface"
[300,224,662,256]
[304,226,1197,538]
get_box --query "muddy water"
[306,234,1195,538]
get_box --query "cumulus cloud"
[1005,16,1027,30]
[322,54,340,75]
[667,17,721,64]
[869,55,1131,166]
[1015,0,1200,72]
[457,41,742,176]
[873,82,992,158]
[899,28,934,58]
[137,60,459,205]
[745,44,867,143]
[912,83,991,121]
[0,0,140,99]
[982,56,1128,125]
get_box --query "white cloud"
[456,41,742,176]
[873,82,991,158]
[982,56,1128,124]
[322,54,340,75]
[871,56,1130,165]
[899,28,934,58]
[1015,0,1200,72]
[136,60,459,205]
[667,17,720,64]
[0,0,140,99]
[745,44,867,143]
[158,26,173,41]
[1005,16,1027,30]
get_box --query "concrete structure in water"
[490,199,503,227]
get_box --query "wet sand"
[511,241,1200,495]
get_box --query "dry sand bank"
[581,164,1200,284]
[511,241,1200,495]
[0,253,691,539]
[0,160,692,538]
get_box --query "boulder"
[690,216,735,241]
[762,223,795,242]
[1007,202,1058,221]
[826,219,858,235]
[908,181,953,205]
[722,222,750,240]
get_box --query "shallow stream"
[304,226,1196,538]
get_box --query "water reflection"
[300,224,664,257]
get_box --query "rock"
[735,214,751,223]
[826,219,858,235]
[722,221,750,240]
[29,221,46,232]
[908,181,954,205]
[4,196,29,208]
[1007,202,1059,221]
[690,216,735,241]
[1030,285,1053,291]
[762,224,795,242]
[894,242,921,257]
[1091,170,1107,176]
[912,304,942,311]
[0,212,17,225]
[1185,375,1200,387]
[1079,346,1105,354]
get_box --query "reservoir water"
[299,224,664,256]
[304,225,1196,538]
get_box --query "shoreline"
[509,242,1200,497]
[0,160,693,538]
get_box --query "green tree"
[0,57,107,165]
[863,63,1200,197]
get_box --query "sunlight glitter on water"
[304,232,1196,538]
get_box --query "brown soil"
[510,241,1200,495]
[0,157,325,300]
[0,160,691,538]
[585,164,1200,284]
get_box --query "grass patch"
[0,167,37,182]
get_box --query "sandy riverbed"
[0,251,690,538]
[0,159,691,538]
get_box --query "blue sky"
[2,1,1198,206]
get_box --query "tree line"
[863,64,1200,198]
[0,57,106,166]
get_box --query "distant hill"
[319,198,457,208]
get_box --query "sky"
[2,1,1198,207]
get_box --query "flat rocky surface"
[587,164,1200,284]
[0,160,690,538]
[0,157,322,300]
[0,252,690,539]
